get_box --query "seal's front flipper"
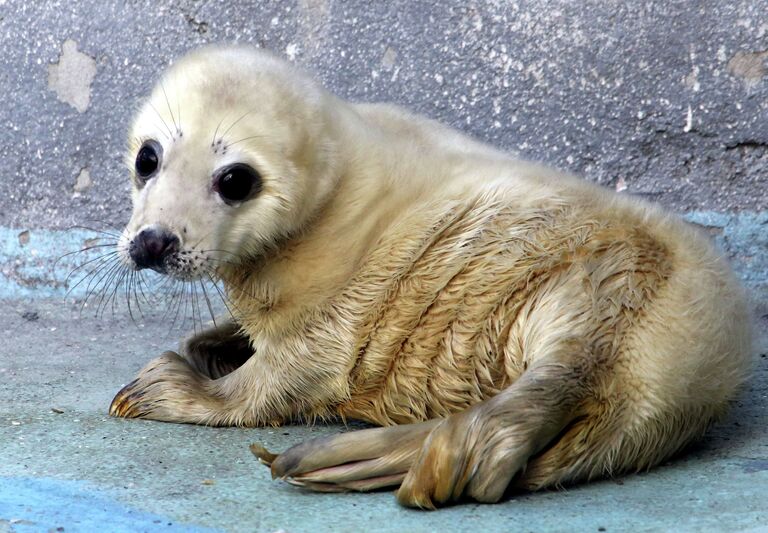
[181,321,253,379]
[109,351,223,424]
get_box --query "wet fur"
[110,45,752,508]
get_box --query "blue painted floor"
[0,478,218,533]
[1,299,767,532]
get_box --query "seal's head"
[119,45,340,280]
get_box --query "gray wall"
[0,0,766,295]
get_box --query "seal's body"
[109,46,751,508]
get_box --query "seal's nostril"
[129,228,180,271]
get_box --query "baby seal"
[109,45,751,508]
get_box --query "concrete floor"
[1,299,767,533]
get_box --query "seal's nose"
[129,227,180,272]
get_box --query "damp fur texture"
[110,45,752,508]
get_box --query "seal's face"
[119,46,339,282]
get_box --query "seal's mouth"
[145,262,170,275]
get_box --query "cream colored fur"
[110,45,752,508]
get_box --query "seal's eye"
[215,163,262,204]
[135,140,161,182]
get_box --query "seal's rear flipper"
[395,348,591,508]
[251,420,438,492]
[254,341,594,508]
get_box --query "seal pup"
[109,45,751,508]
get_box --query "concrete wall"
[1,0,766,298]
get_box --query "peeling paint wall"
[0,0,765,297]
[47,39,97,113]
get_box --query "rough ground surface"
[0,299,767,532]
